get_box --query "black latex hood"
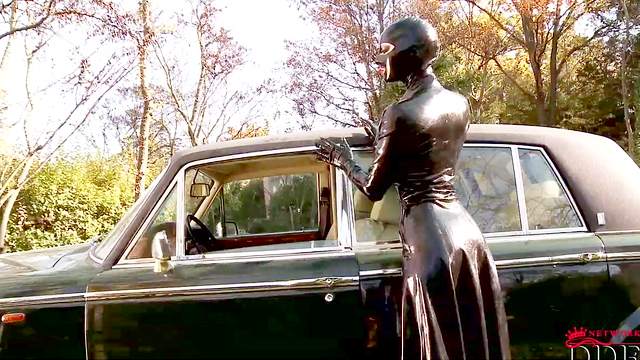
[375,17,440,83]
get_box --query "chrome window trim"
[119,180,180,264]
[176,167,186,258]
[511,145,530,232]
[336,168,355,249]
[114,249,354,269]
[116,145,351,266]
[181,241,343,262]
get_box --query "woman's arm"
[316,108,398,202]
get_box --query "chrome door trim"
[0,292,86,309]
[606,251,640,262]
[113,248,354,269]
[354,249,608,278]
[495,252,606,269]
[359,268,402,279]
[0,275,361,307]
[85,276,359,302]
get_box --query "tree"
[153,0,265,146]
[0,0,134,253]
[134,0,153,199]
[285,0,407,129]
[458,0,612,126]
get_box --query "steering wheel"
[185,214,216,254]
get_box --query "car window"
[352,147,521,243]
[222,174,319,236]
[183,156,336,256]
[456,147,521,233]
[519,149,582,230]
[126,185,177,259]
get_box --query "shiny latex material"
[375,18,439,82]
[316,18,510,360]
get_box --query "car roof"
[167,124,640,233]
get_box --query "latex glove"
[315,137,353,169]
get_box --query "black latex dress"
[342,73,509,359]
[315,17,511,357]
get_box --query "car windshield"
[92,167,168,260]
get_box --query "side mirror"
[190,183,211,198]
[152,231,173,273]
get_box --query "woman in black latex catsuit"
[316,18,510,360]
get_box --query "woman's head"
[375,17,439,83]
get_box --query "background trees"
[285,0,407,128]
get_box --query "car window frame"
[115,146,353,268]
[348,142,587,246]
[515,144,587,235]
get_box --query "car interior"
[127,154,344,259]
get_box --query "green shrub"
[6,155,138,252]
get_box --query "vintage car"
[1,124,640,359]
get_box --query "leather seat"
[355,189,401,242]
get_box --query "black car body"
[1,124,640,359]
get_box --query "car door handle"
[578,252,602,263]
[313,276,358,288]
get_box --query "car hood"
[0,242,91,275]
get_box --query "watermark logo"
[566,326,640,359]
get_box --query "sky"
[0,0,318,156]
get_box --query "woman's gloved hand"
[315,137,353,169]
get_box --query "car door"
[85,152,364,359]
[350,144,610,360]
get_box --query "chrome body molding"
[0,276,359,307]
[359,268,403,279]
[85,276,359,302]
[0,292,85,309]
[356,253,609,276]
[494,252,606,269]
[606,251,640,262]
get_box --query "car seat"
[355,190,401,243]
